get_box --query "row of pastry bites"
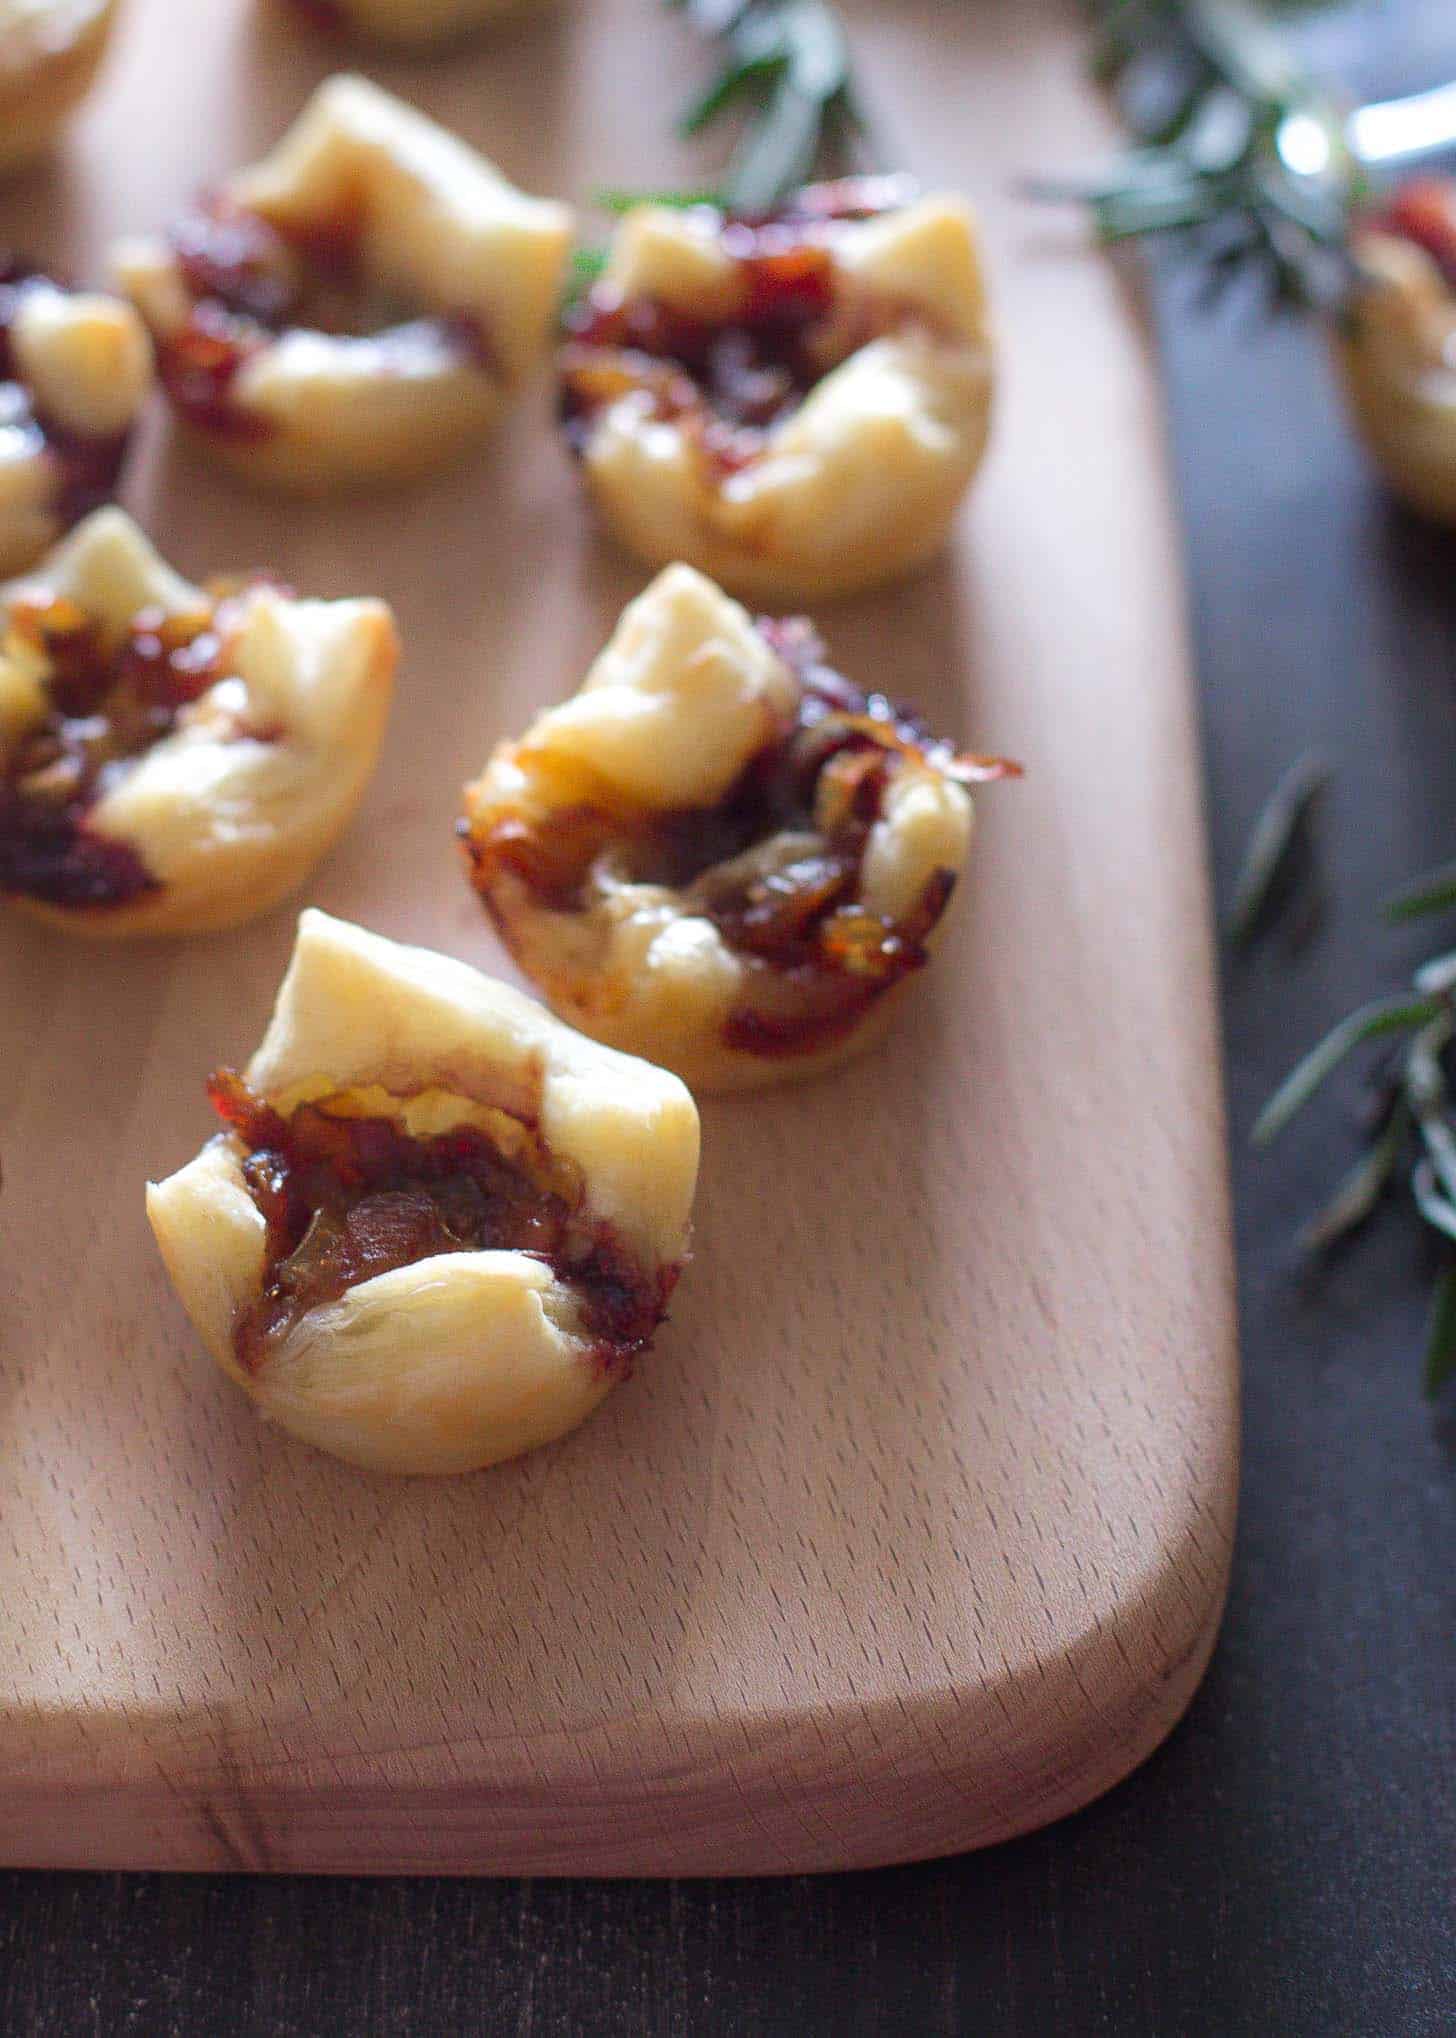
[5,75,993,598]
[3,70,1003,1478]
[2,77,1000,948]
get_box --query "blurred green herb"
[1035,1,1362,311]
[1383,857,1456,925]
[1256,934,1456,1396]
[592,186,724,214]
[1225,750,1330,948]
[667,0,864,213]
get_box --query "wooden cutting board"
[0,0,1238,1875]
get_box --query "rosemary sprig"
[1256,934,1456,1395]
[1225,750,1330,948]
[1299,1094,1408,1253]
[667,0,864,214]
[1252,994,1442,1148]
[1038,1,1362,311]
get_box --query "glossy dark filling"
[158,199,494,439]
[0,262,130,527]
[559,179,917,475]
[464,618,1017,1058]
[207,1068,673,1377]
[1368,178,1456,289]
[0,596,226,908]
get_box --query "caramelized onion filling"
[159,200,495,439]
[558,178,919,476]
[0,594,241,908]
[464,618,1017,1057]
[207,1068,674,1376]
[0,262,130,525]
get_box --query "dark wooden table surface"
[4,5,1455,2033]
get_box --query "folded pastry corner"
[0,264,153,575]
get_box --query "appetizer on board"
[0,508,396,934]
[0,263,151,576]
[148,910,700,1475]
[0,0,120,172]
[558,177,994,602]
[274,0,546,48]
[460,562,1016,1091]
[1335,177,1456,525]
[115,74,572,491]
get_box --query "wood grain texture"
[0,0,1238,1875]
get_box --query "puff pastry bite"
[558,177,993,602]
[460,563,1015,1090]
[0,508,396,934]
[115,74,572,492]
[0,262,152,575]
[0,0,120,173]
[276,0,543,48]
[1334,179,1456,525]
[147,910,700,1475]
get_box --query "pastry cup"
[0,266,153,575]
[0,0,120,173]
[558,182,994,602]
[0,507,396,934]
[461,562,1011,1091]
[275,0,546,48]
[115,73,572,492]
[1333,225,1456,525]
[147,909,700,1475]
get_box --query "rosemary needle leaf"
[1300,1098,1409,1253]
[729,70,823,214]
[1253,995,1443,1148]
[1383,859,1456,925]
[590,186,724,214]
[677,53,781,138]
[1225,751,1331,950]
[1423,1259,1456,1398]
[671,0,860,214]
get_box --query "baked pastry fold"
[116,74,572,491]
[558,179,994,601]
[0,508,396,933]
[461,561,1014,1089]
[148,910,700,1475]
